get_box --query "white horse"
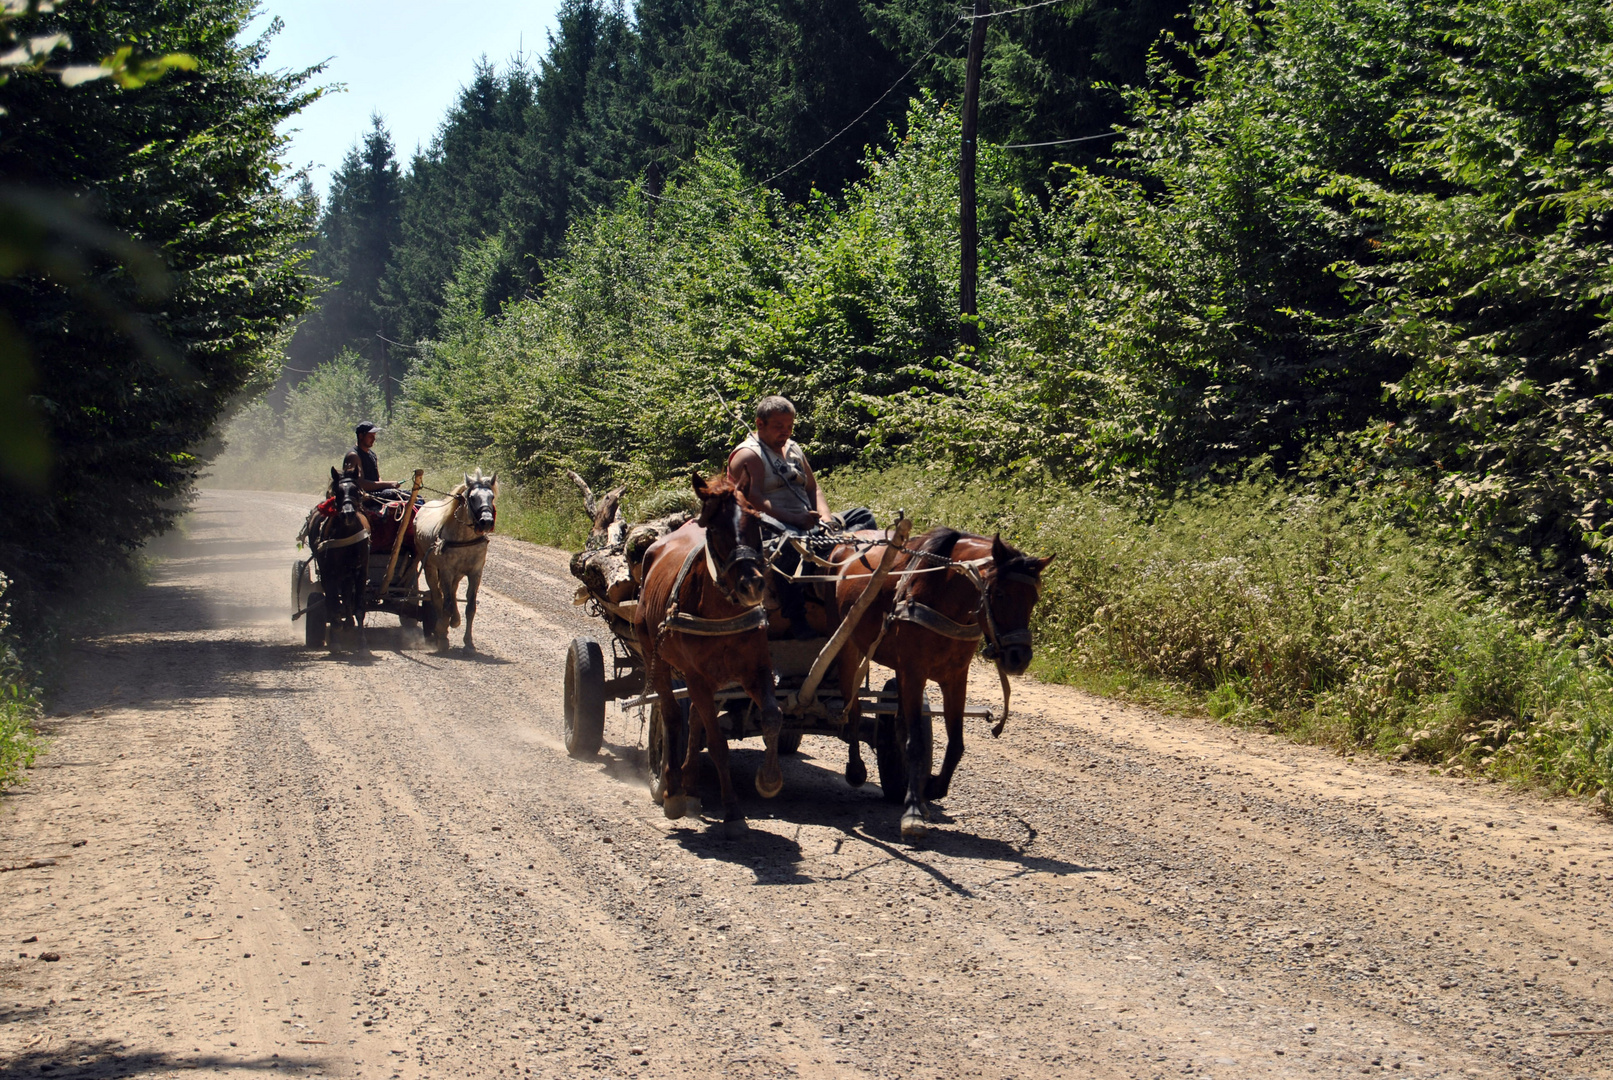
[415,470,497,651]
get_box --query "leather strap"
[316,527,370,552]
[890,598,983,641]
[664,607,769,637]
[442,535,490,548]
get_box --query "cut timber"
[626,513,690,582]
[570,548,634,604]
[566,469,625,547]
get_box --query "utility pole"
[959,0,988,350]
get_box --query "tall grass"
[826,466,1613,805]
[0,573,41,789]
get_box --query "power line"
[646,19,965,206]
[1000,130,1125,149]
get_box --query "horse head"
[463,468,498,533]
[690,470,767,609]
[330,465,363,526]
[982,533,1053,676]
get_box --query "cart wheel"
[291,557,313,614]
[304,593,327,649]
[647,703,667,804]
[778,730,804,756]
[875,679,913,803]
[563,637,607,758]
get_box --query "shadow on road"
[0,1039,321,1077]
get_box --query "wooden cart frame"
[561,517,993,801]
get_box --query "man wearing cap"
[343,421,404,494]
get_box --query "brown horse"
[831,527,1051,839]
[634,473,784,836]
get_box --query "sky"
[244,0,565,197]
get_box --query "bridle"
[877,551,1043,738]
[442,480,497,548]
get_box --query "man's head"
[754,395,796,453]
[355,420,380,449]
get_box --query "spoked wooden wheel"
[647,702,667,804]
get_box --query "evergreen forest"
[5,0,1613,798]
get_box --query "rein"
[315,524,370,552]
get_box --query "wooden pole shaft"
[959,0,988,349]
[383,469,425,595]
[795,516,913,709]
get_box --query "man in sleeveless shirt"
[342,421,405,496]
[727,396,875,637]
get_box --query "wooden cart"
[562,516,994,801]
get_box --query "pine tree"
[286,115,402,406]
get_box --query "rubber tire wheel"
[563,637,607,758]
[304,593,327,649]
[777,730,804,756]
[647,702,668,804]
[875,679,906,802]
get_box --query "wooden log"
[625,512,690,581]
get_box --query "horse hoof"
[717,816,749,839]
[449,614,462,629]
[900,811,927,841]
[845,759,868,788]
[755,766,783,799]
[663,795,687,820]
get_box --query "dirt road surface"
[2,489,1610,1080]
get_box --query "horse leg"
[689,680,743,836]
[651,663,691,820]
[898,668,934,841]
[462,566,481,651]
[837,644,868,787]
[925,668,969,802]
[423,561,448,650]
[751,655,784,799]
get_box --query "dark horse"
[831,528,1052,839]
[314,466,372,653]
[634,473,784,836]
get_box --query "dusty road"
[1,489,1610,1080]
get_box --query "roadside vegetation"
[9,0,1613,804]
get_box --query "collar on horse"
[658,540,768,638]
[885,558,1042,738]
[315,525,371,552]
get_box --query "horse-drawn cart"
[291,469,438,648]
[563,509,995,803]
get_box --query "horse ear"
[464,473,473,488]
[992,532,1011,565]
[690,469,710,498]
[331,466,340,481]
[1037,554,1055,571]
[488,472,497,489]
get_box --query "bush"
[0,573,40,789]
[824,465,1613,804]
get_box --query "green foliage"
[0,0,318,641]
[286,115,403,399]
[0,572,40,790]
[281,352,385,464]
[825,465,1613,803]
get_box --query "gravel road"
[1,488,1609,1080]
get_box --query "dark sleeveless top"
[351,445,380,482]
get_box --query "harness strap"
[316,527,371,552]
[664,608,769,637]
[890,598,983,641]
[442,535,490,549]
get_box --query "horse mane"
[913,526,964,562]
[696,472,761,523]
[414,481,469,539]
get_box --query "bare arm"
[342,450,400,492]
[799,457,832,520]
